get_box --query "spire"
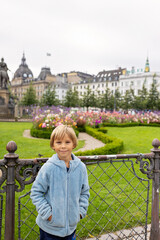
[144,57,150,72]
[21,52,27,66]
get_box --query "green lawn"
[106,126,160,154]
[0,122,84,159]
[0,122,156,239]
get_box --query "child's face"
[52,134,74,161]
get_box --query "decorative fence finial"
[6,141,17,153]
[152,138,160,150]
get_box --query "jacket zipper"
[66,169,69,235]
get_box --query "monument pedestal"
[0,89,14,118]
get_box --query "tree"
[63,88,80,107]
[114,88,122,110]
[40,85,59,106]
[121,88,135,110]
[100,88,113,111]
[147,77,159,110]
[21,82,38,106]
[81,85,94,110]
[134,81,148,110]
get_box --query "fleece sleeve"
[30,164,52,221]
[79,166,90,218]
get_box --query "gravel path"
[23,130,105,151]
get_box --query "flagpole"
[46,53,51,68]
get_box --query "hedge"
[30,127,52,139]
[30,127,79,139]
[102,122,160,127]
[97,127,108,133]
[30,126,123,156]
[75,126,123,156]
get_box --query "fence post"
[150,139,160,240]
[4,141,18,240]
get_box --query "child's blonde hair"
[50,125,78,149]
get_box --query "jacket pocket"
[69,205,80,227]
[48,205,65,228]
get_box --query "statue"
[0,58,10,89]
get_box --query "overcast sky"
[1,0,160,79]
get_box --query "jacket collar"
[47,153,81,171]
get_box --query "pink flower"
[42,123,46,128]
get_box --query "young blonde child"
[31,125,90,240]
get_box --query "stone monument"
[0,58,14,118]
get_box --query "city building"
[10,54,93,102]
[11,54,52,101]
[72,67,126,97]
[11,54,160,104]
[119,58,160,96]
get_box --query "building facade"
[72,67,126,97]
[11,55,160,104]
[72,58,160,98]
[10,54,93,102]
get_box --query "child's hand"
[48,215,52,221]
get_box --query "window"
[153,79,157,84]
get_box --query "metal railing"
[0,139,160,239]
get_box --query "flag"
[46,53,51,56]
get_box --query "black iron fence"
[0,139,160,240]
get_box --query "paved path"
[86,224,151,240]
[23,130,105,151]
[77,132,105,151]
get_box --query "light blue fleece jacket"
[30,153,90,237]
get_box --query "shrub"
[75,126,123,156]
[97,127,108,133]
[102,122,160,127]
[31,127,52,139]
[31,126,79,139]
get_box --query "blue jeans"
[40,228,76,240]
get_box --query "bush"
[30,126,79,139]
[102,122,160,127]
[97,127,108,133]
[30,127,52,139]
[30,125,123,157]
[75,126,123,156]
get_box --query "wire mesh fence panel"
[76,160,150,240]
[18,191,39,240]
[18,159,150,240]
[0,195,3,240]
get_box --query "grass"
[0,122,84,159]
[0,122,157,239]
[106,126,160,154]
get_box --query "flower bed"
[32,107,160,132]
